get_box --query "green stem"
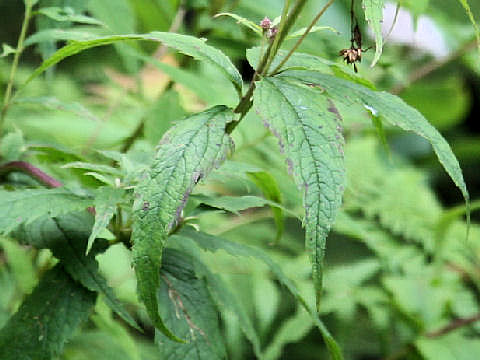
[228,0,307,134]
[270,0,337,75]
[0,2,33,137]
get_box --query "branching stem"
[270,0,336,75]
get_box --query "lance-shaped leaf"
[156,249,227,359]
[0,188,92,235]
[24,32,243,98]
[280,70,469,207]
[14,212,140,331]
[172,229,344,360]
[362,0,385,67]
[132,106,234,341]
[254,77,346,308]
[0,265,96,360]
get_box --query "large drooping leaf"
[0,265,96,360]
[172,229,344,360]
[131,106,234,341]
[14,212,139,331]
[279,70,470,206]
[362,0,385,67]
[156,249,227,359]
[0,188,91,235]
[23,32,243,98]
[254,76,346,308]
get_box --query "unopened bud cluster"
[260,17,278,39]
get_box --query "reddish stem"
[0,161,63,188]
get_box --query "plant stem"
[0,161,63,188]
[228,0,307,134]
[270,0,336,75]
[0,2,33,137]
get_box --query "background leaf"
[0,265,96,360]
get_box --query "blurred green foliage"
[0,0,479,359]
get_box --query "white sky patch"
[371,2,449,59]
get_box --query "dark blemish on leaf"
[143,201,150,211]
[286,158,294,175]
[193,172,203,185]
[327,99,341,119]
[318,125,323,129]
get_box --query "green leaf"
[254,77,346,308]
[62,161,121,176]
[156,249,227,359]
[13,96,101,122]
[35,6,104,26]
[0,43,16,57]
[362,0,385,67]
[15,212,140,331]
[280,70,470,208]
[416,333,480,360]
[171,234,262,357]
[24,28,102,47]
[263,309,314,360]
[247,171,285,242]
[214,12,263,35]
[0,129,25,161]
[24,32,243,98]
[192,194,274,214]
[456,0,480,54]
[132,106,234,341]
[87,187,125,254]
[0,188,92,235]
[0,265,96,360]
[173,228,344,360]
[0,237,36,294]
[286,25,339,40]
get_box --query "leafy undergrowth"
[0,1,479,360]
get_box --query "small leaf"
[0,129,25,161]
[416,333,480,360]
[156,249,227,359]
[286,25,339,40]
[13,96,101,122]
[192,194,274,215]
[132,106,234,341]
[254,77,346,308]
[23,32,243,98]
[15,212,140,331]
[0,188,92,235]
[0,44,16,57]
[24,29,102,47]
[281,70,469,207]
[87,187,125,254]
[362,0,384,66]
[248,171,285,242]
[0,265,96,360]
[35,6,105,26]
[214,12,263,35]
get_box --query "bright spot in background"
[377,2,449,59]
